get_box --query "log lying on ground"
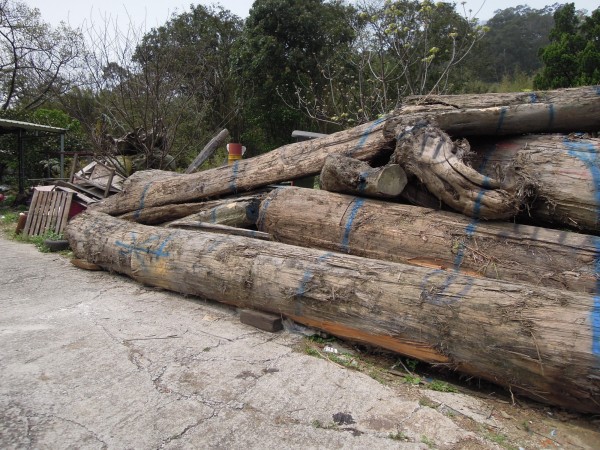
[320,154,407,198]
[258,187,598,293]
[469,135,600,233]
[92,117,397,216]
[394,124,528,219]
[65,211,600,413]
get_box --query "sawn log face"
[65,211,600,413]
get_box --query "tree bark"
[185,128,229,174]
[92,117,397,216]
[65,211,600,413]
[258,187,597,293]
[469,134,600,233]
[167,196,262,229]
[167,222,271,240]
[394,124,527,219]
[404,85,600,109]
[320,154,407,198]
[91,87,600,218]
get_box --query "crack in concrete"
[157,408,218,449]
[47,414,109,450]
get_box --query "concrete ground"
[1,235,597,449]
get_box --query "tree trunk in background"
[257,187,598,293]
[65,211,600,413]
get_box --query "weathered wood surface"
[320,154,407,198]
[92,117,396,216]
[168,222,272,240]
[394,124,527,219]
[167,196,262,229]
[65,211,600,413]
[185,128,230,174]
[404,85,600,109]
[470,135,600,232]
[258,187,598,293]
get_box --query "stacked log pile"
[66,86,600,414]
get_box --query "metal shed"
[0,118,66,195]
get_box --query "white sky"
[22,0,600,31]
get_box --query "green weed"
[428,380,458,393]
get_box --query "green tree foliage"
[65,5,242,170]
[0,108,87,185]
[233,0,357,152]
[0,0,84,111]
[534,3,600,89]
[472,5,555,83]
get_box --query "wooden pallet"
[23,189,73,237]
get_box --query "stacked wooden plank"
[65,86,600,414]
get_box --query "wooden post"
[185,129,230,174]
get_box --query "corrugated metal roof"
[0,118,66,134]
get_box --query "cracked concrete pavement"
[0,236,499,449]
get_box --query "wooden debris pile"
[65,86,600,414]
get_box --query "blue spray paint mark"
[496,107,507,134]
[295,253,333,314]
[257,197,271,231]
[350,117,387,155]
[115,232,173,260]
[341,198,365,253]
[595,86,600,95]
[422,146,496,304]
[396,120,429,142]
[548,104,555,130]
[230,160,240,192]
[357,172,369,194]
[210,206,218,223]
[565,138,600,357]
[529,93,538,103]
[134,182,153,219]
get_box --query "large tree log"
[92,87,600,218]
[394,124,528,219]
[469,135,600,233]
[404,85,600,109]
[93,117,397,216]
[320,154,407,198]
[258,187,597,293]
[65,211,600,413]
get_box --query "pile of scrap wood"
[65,86,600,414]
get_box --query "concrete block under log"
[240,309,283,332]
[65,211,600,413]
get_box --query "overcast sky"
[23,0,599,30]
